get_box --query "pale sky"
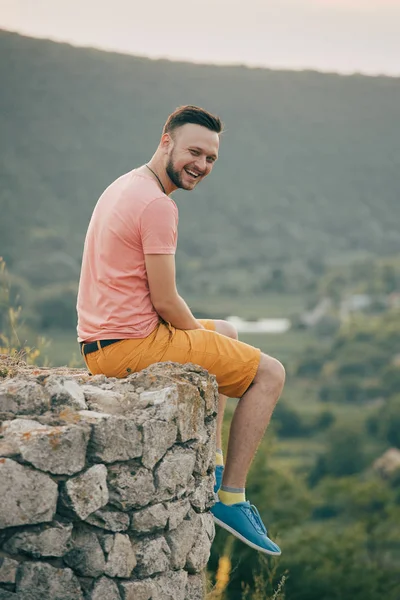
[1,0,400,76]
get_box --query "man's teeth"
[186,169,199,178]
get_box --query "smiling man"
[77,105,285,555]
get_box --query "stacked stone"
[0,362,218,600]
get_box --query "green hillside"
[1,31,400,597]
[1,30,400,300]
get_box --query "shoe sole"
[213,516,282,556]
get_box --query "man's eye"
[190,149,200,155]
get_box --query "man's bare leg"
[223,354,285,488]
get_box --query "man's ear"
[160,132,172,151]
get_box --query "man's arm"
[145,254,204,330]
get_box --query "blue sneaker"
[211,500,281,555]
[214,465,224,493]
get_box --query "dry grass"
[0,352,86,380]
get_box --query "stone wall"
[0,360,218,600]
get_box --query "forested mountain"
[1,30,400,297]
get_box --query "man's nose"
[194,156,207,173]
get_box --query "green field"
[189,292,306,320]
[240,329,314,366]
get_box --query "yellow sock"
[218,486,246,505]
[216,449,224,466]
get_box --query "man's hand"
[145,254,204,330]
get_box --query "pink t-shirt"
[77,170,178,342]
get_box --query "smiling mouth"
[184,167,201,180]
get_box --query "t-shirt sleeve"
[140,197,178,254]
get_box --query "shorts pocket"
[98,350,143,379]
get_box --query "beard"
[166,155,185,189]
[166,151,199,191]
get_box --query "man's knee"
[255,353,286,392]
[214,319,239,340]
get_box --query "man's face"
[164,123,220,191]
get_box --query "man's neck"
[143,160,175,196]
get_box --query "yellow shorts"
[82,319,261,398]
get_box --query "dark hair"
[163,105,223,136]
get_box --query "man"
[77,105,285,555]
